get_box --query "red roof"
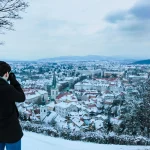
[34,109,40,114]
[104,90,112,94]
[56,92,69,99]
[87,104,96,108]
[102,78,118,81]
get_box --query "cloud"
[105,11,127,23]
[105,0,150,23]
[130,4,150,20]
[37,20,67,29]
[1,0,150,60]
[104,0,150,36]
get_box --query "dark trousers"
[0,139,21,150]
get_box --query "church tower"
[40,105,48,121]
[51,72,58,101]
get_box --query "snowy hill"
[18,131,150,150]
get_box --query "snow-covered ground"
[19,131,150,150]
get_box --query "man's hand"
[8,72,17,85]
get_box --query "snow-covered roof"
[95,115,107,120]
[55,102,76,109]
[95,120,103,129]
[54,115,66,123]
[44,111,57,124]
[57,93,78,102]
[25,89,48,100]
[110,117,122,126]
[46,102,55,108]
[71,118,84,127]
[69,112,79,116]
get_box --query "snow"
[110,117,122,126]
[95,120,103,129]
[20,131,150,150]
[46,102,55,108]
[57,94,78,103]
[44,111,57,124]
[24,89,48,100]
[71,118,84,127]
[55,102,77,108]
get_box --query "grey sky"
[0,0,150,60]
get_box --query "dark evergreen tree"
[136,79,150,137]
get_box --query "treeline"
[20,121,150,145]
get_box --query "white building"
[74,79,109,91]
[40,105,48,121]
[74,82,93,90]
[56,93,78,103]
[55,102,78,118]
[24,89,48,104]
[51,88,59,100]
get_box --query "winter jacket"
[0,77,25,143]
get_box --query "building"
[51,72,59,100]
[55,102,78,118]
[56,93,78,103]
[24,89,48,105]
[40,105,48,121]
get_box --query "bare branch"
[0,0,28,29]
[0,0,28,43]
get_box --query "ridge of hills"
[133,59,150,64]
[38,55,141,62]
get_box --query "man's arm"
[8,72,26,103]
[6,84,26,103]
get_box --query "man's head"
[0,61,11,80]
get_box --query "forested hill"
[133,59,150,64]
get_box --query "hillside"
[133,59,150,64]
[20,131,150,150]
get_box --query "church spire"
[52,71,57,89]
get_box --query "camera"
[8,71,15,81]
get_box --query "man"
[0,61,25,150]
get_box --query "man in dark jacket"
[0,61,25,150]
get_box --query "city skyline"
[0,0,150,60]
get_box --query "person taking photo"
[0,61,25,150]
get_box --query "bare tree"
[0,0,28,41]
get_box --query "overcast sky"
[0,0,150,60]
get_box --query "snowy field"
[18,131,150,150]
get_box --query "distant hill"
[38,55,139,62]
[133,59,150,64]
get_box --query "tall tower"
[51,72,58,101]
[40,105,48,121]
[52,71,57,89]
